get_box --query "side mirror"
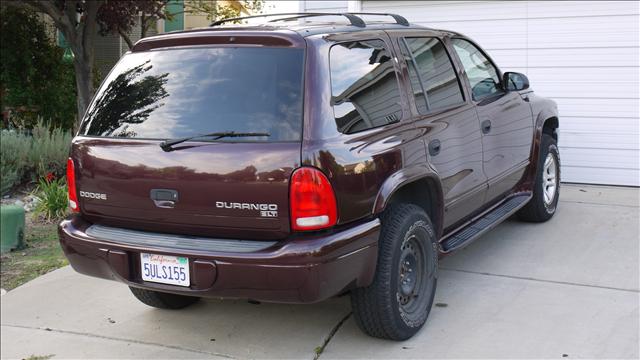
[503,72,530,91]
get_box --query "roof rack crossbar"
[210,12,366,28]
[346,12,410,26]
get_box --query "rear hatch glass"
[74,46,304,239]
[81,47,304,140]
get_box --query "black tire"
[351,204,438,340]
[518,133,560,222]
[129,287,200,309]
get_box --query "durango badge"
[215,201,278,217]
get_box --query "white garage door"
[301,0,640,186]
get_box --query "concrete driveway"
[2,184,638,359]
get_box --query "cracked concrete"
[2,184,638,359]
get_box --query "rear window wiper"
[160,131,270,152]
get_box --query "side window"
[330,39,403,134]
[400,37,465,114]
[451,38,502,101]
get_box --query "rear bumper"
[58,215,379,303]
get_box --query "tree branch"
[118,27,134,50]
[21,0,77,46]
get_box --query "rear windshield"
[80,47,304,141]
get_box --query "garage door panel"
[364,1,527,22]
[303,1,347,10]
[562,166,640,186]
[561,117,640,134]
[528,67,638,83]
[487,49,527,68]
[531,86,636,100]
[526,47,639,68]
[561,148,639,170]
[527,67,639,99]
[557,98,639,118]
[488,47,639,69]
[527,16,639,48]
[527,1,639,19]
[561,132,640,150]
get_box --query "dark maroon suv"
[59,13,560,340]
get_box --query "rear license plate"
[140,253,190,287]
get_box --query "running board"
[441,193,531,253]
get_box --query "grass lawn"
[0,216,67,291]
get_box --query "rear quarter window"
[80,47,304,142]
[329,39,403,135]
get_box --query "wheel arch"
[542,116,559,141]
[516,102,560,192]
[373,164,444,238]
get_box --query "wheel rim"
[542,153,558,205]
[396,228,436,326]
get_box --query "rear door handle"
[481,120,492,134]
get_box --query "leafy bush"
[33,177,68,221]
[0,166,20,195]
[0,120,71,195]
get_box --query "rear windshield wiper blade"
[160,131,270,151]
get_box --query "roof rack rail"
[346,12,410,26]
[210,12,366,27]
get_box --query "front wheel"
[351,204,438,340]
[518,133,560,222]
[130,287,200,309]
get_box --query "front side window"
[81,47,304,141]
[451,38,502,101]
[401,37,464,114]
[330,39,403,134]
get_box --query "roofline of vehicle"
[131,22,463,52]
[132,28,307,52]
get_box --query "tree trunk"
[72,57,93,124]
[73,1,99,128]
[140,13,147,39]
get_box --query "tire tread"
[351,203,436,340]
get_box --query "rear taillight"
[66,158,80,213]
[290,167,337,231]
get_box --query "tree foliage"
[185,0,265,21]
[97,0,169,50]
[0,5,76,129]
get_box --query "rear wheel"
[518,133,560,222]
[129,287,200,309]
[351,204,438,340]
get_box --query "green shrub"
[1,166,20,195]
[29,121,72,180]
[33,177,68,221]
[0,130,31,194]
[0,120,71,194]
